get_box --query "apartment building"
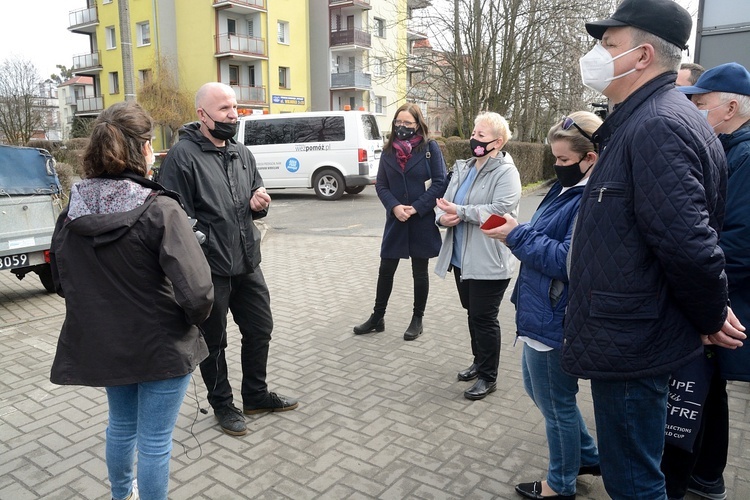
[67,0,310,148]
[57,76,95,141]
[309,0,431,135]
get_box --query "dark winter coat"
[716,123,750,381]
[158,122,267,276]
[562,73,729,381]
[376,139,447,259]
[50,173,213,387]
[507,182,584,350]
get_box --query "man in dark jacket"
[159,83,298,437]
[562,0,746,498]
[661,62,750,500]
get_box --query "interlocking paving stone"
[1,228,748,499]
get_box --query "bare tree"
[136,57,194,147]
[0,57,45,145]
[409,0,616,140]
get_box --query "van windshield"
[360,115,381,140]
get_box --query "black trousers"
[453,268,510,383]
[199,268,273,410]
[661,360,728,498]
[373,257,429,318]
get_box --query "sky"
[0,0,701,84]
[0,0,90,81]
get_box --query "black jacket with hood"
[158,122,267,277]
[50,172,213,387]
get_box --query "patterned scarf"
[392,134,424,170]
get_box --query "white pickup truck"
[0,144,63,292]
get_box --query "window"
[277,21,289,44]
[372,57,385,76]
[138,69,152,85]
[108,72,119,94]
[136,21,150,46]
[103,0,112,4]
[374,18,385,38]
[247,20,254,38]
[227,19,236,35]
[375,96,384,114]
[106,26,116,49]
[229,65,240,86]
[279,67,290,89]
[248,66,256,87]
[243,116,346,146]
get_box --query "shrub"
[54,162,76,204]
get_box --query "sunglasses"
[562,116,595,144]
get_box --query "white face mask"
[698,102,728,129]
[579,43,643,93]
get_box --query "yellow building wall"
[96,0,125,107]
[172,0,218,98]
[267,0,311,114]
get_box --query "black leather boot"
[403,315,423,341]
[353,314,385,335]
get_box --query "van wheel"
[313,170,345,200]
[35,264,56,293]
[345,186,366,195]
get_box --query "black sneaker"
[214,404,247,436]
[687,476,727,500]
[243,392,299,415]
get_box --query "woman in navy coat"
[353,103,447,340]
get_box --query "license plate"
[0,253,29,270]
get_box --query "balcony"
[330,28,371,48]
[331,71,371,90]
[215,34,267,60]
[68,6,98,34]
[231,85,267,105]
[72,52,102,73]
[213,0,266,13]
[328,0,371,10]
[76,96,104,115]
[65,95,77,106]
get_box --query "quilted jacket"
[507,182,584,349]
[561,73,729,381]
[376,139,448,259]
[715,123,750,381]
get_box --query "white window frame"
[277,21,289,45]
[103,0,112,4]
[108,72,119,94]
[136,21,151,46]
[279,66,290,89]
[106,26,116,49]
[375,96,385,114]
[374,18,385,38]
[372,57,385,76]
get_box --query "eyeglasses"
[394,120,416,127]
[562,116,595,144]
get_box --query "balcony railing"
[72,51,101,72]
[76,96,104,113]
[328,0,371,9]
[68,6,98,31]
[213,0,266,10]
[215,34,267,58]
[232,85,267,104]
[331,71,371,89]
[330,28,371,48]
[65,95,77,105]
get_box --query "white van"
[235,110,383,200]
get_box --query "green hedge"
[433,137,554,186]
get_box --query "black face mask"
[553,159,593,187]
[204,111,238,141]
[394,126,416,140]
[469,138,496,157]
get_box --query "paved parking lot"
[1,208,749,499]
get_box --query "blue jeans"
[522,344,599,496]
[591,375,671,500]
[106,373,191,500]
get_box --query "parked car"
[235,110,383,200]
[0,145,63,292]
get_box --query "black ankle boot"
[353,314,385,335]
[403,315,423,340]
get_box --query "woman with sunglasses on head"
[483,111,602,500]
[49,102,214,500]
[353,103,448,340]
[434,112,522,400]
